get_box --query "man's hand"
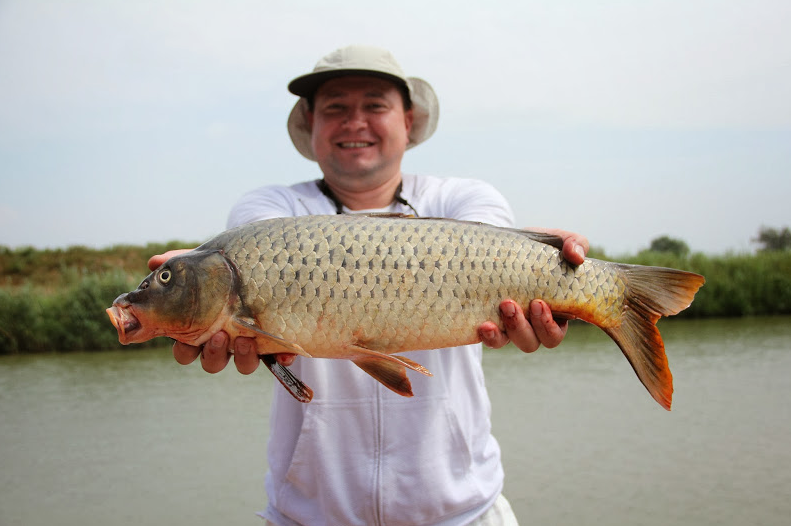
[478,300,569,352]
[531,227,588,266]
[478,229,588,353]
[171,334,296,375]
[147,249,193,272]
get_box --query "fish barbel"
[106,214,705,409]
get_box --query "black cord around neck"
[316,179,419,216]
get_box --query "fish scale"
[107,214,705,409]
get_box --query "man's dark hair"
[306,82,412,113]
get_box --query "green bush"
[0,270,167,353]
[616,250,791,318]
[0,286,47,352]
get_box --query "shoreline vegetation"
[1,242,790,354]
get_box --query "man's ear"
[404,108,414,137]
[306,109,314,132]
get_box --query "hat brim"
[288,69,408,99]
[287,76,439,162]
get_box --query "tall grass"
[0,243,190,353]
[0,270,169,353]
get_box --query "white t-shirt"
[228,173,516,526]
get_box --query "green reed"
[617,250,791,318]
[0,243,191,353]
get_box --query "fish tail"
[604,265,705,411]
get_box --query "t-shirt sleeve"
[226,186,302,229]
[434,178,516,228]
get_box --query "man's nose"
[342,107,366,128]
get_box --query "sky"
[1,0,789,256]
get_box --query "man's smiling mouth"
[338,141,374,148]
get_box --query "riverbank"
[1,243,789,353]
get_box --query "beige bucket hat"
[286,45,440,161]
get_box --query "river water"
[1,316,789,525]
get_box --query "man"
[151,45,588,525]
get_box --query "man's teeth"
[339,142,372,148]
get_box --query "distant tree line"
[647,225,791,256]
[753,226,791,252]
[648,236,690,257]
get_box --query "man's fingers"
[147,249,193,271]
[564,242,587,266]
[528,300,568,349]
[200,332,231,374]
[173,341,201,365]
[527,227,588,266]
[478,321,509,349]
[560,234,588,266]
[275,353,297,366]
[501,300,541,353]
[233,337,260,375]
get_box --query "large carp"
[107,214,704,410]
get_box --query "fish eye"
[158,268,172,285]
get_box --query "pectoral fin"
[231,317,310,356]
[231,317,313,403]
[260,354,313,403]
[349,344,432,397]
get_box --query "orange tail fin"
[604,265,705,410]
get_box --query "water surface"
[1,317,789,525]
[490,316,791,525]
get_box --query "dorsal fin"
[356,212,416,218]
[406,216,566,251]
[511,229,565,250]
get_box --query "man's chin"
[323,158,385,179]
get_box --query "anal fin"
[390,354,432,377]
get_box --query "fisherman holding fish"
[149,46,590,525]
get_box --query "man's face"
[308,76,414,191]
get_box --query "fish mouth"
[106,305,141,344]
